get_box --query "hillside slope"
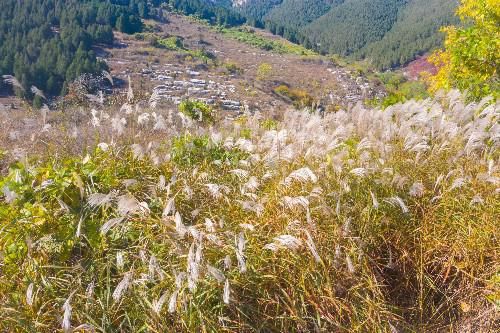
[233,0,458,68]
[355,0,459,68]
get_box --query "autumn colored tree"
[428,0,499,100]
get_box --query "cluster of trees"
[168,0,246,27]
[235,0,458,70]
[0,0,146,99]
[428,0,499,100]
[356,0,458,69]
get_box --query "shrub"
[178,100,216,123]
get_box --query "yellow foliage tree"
[428,0,499,100]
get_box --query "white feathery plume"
[235,232,247,273]
[187,242,200,291]
[87,190,118,208]
[224,255,232,270]
[86,93,103,105]
[175,271,186,290]
[244,176,260,192]
[31,86,46,100]
[205,183,222,199]
[111,116,127,136]
[62,291,76,333]
[346,254,355,273]
[168,290,178,313]
[100,216,125,235]
[206,233,223,246]
[90,108,100,127]
[283,167,318,186]
[370,191,379,209]
[127,75,134,102]
[153,114,167,131]
[152,291,169,314]
[26,283,34,306]
[265,234,303,251]
[175,212,187,238]
[2,186,18,203]
[117,194,140,216]
[98,143,110,151]
[162,198,176,218]
[40,104,49,125]
[137,112,150,126]
[131,144,144,159]
[281,196,309,210]
[149,255,163,280]
[304,230,321,263]
[207,264,225,283]
[238,200,264,216]
[409,182,425,198]
[86,281,95,299]
[450,177,466,190]
[149,90,161,108]
[204,218,216,233]
[350,167,368,177]
[2,75,24,90]
[229,168,250,180]
[470,194,484,205]
[116,251,125,270]
[384,196,409,214]
[273,235,302,251]
[223,279,230,304]
[239,223,255,231]
[120,103,134,115]
[102,70,114,86]
[112,272,132,302]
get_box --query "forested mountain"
[264,0,338,29]
[304,0,407,55]
[169,0,246,26]
[232,0,458,69]
[0,0,145,99]
[355,0,459,68]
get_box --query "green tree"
[428,0,499,100]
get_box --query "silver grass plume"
[235,232,247,273]
[31,85,46,100]
[281,196,309,210]
[283,167,318,186]
[384,196,409,214]
[127,75,134,102]
[207,264,225,283]
[345,254,355,274]
[409,182,425,197]
[151,291,169,314]
[168,290,178,313]
[62,291,76,333]
[2,75,24,91]
[370,191,379,209]
[175,212,187,238]
[223,279,230,304]
[102,70,114,86]
[117,194,140,216]
[162,198,176,218]
[264,235,302,251]
[100,216,126,235]
[26,283,34,306]
[116,251,125,270]
[304,230,321,263]
[112,272,132,302]
[87,190,118,208]
[204,218,216,233]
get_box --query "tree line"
[0,0,146,101]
